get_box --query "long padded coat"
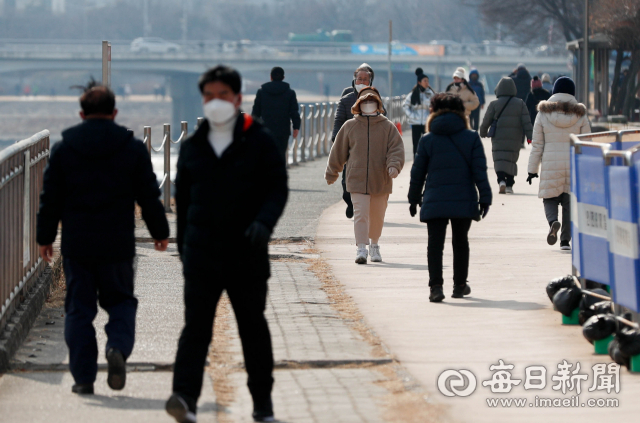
[479,77,533,176]
[527,93,591,199]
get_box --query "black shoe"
[166,393,197,423]
[252,398,275,422]
[560,240,571,251]
[452,283,471,298]
[106,348,126,390]
[429,286,445,303]
[346,204,354,219]
[547,221,561,245]
[72,383,94,395]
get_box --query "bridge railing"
[0,130,50,333]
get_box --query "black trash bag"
[553,286,582,316]
[582,314,618,343]
[585,280,608,290]
[608,338,630,369]
[579,289,610,310]
[579,301,614,325]
[617,327,640,357]
[546,275,575,302]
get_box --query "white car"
[131,37,180,54]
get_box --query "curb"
[0,265,53,373]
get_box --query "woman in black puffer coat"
[408,93,492,303]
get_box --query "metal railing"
[0,130,50,333]
[142,121,189,212]
[287,95,406,166]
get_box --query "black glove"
[526,173,539,185]
[245,221,271,248]
[480,203,490,219]
[409,203,418,217]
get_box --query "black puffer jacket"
[36,119,169,262]
[525,87,552,125]
[510,67,532,101]
[251,80,301,140]
[175,114,288,278]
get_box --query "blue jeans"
[63,257,137,385]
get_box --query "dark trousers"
[469,108,481,131]
[543,193,571,242]
[426,218,473,287]
[63,257,137,385]
[172,271,274,408]
[496,171,515,187]
[411,125,426,157]
[274,134,289,163]
[342,165,352,208]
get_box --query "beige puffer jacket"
[325,114,405,195]
[527,93,591,199]
[446,82,480,116]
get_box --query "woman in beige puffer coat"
[527,77,590,250]
[326,87,405,264]
[446,67,480,117]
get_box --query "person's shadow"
[438,296,546,311]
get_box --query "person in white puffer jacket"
[527,76,590,251]
[403,68,436,157]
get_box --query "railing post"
[316,103,322,158]
[163,123,172,213]
[143,126,151,155]
[196,117,205,129]
[307,104,315,161]
[300,104,306,163]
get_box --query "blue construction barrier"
[571,130,640,312]
[570,132,619,285]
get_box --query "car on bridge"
[131,37,181,54]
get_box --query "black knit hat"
[415,67,428,82]
[552,76,576,96]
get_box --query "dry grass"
[206,294,236,423]
[45,250,65,309]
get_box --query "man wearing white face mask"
[167,66,288,423]
[326,87,405,264]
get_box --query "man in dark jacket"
[468,69,485,131]
[525,76,551,126]
[408,93,492,303]
[166,66,288,423]
[36,84,170,395]
[510,64,532,102]
[251,66,301,160]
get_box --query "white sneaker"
[499,181,506,194]
[505,186,513,194]
[370,244,382,262]
[355,244,368,264]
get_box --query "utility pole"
[388,20,393,98]
[583,0,589,109]
[143,0,151,37]
[181,1,188,44]
[102,41,111,88]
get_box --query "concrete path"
[316,134,640,423]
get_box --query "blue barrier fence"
[571,130,640,316]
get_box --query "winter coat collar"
[427,109,469,134]
[191,113,256,154]
[537,95,586,117]
[353,114,388,124]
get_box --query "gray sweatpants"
[543,193,571,242]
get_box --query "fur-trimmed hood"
[537,93,586,128]
[427,108,469,134]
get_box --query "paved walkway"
[0,153,436,422]
[316,135,640,423]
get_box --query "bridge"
[0,40,572,132]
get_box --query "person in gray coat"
[479,77,533,194]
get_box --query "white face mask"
[355,84,368,93]
[203,98,237,126]
[361,101,378,114]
